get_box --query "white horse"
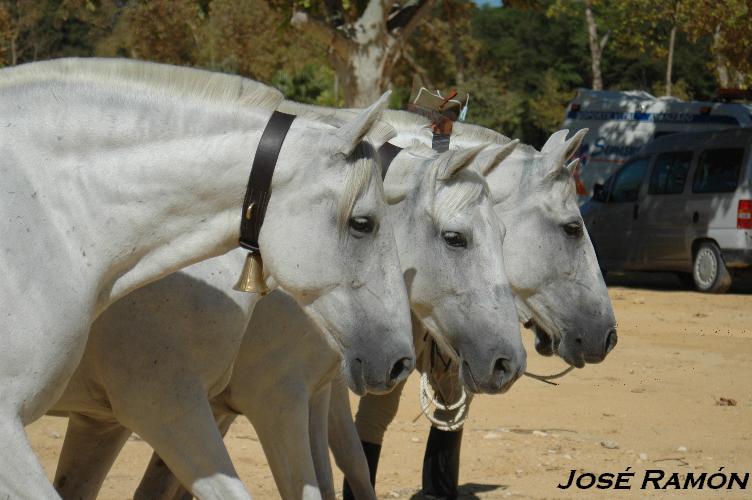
[0,58,415,498]
[50,138,524,499]
[338,113,618,498]
[132,119,618,499]
[272,103,617,362]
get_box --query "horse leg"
[328,376,376,500]
[53,412,132,499]
[308,384,335,500]
[137,413,239,500]
[247,405,321,500]
[0,414,61,498]
[0,306,90,498]
[121,393,249,500]
[137,452,186,500]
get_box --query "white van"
[580,128,752,293]
[563,89,752,197]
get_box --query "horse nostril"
[492,357,511,378]
[388,357,413,385]
[604,328,618,355]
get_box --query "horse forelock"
[336,141,379,234]
[429,157,488,231]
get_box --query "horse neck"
[4,81,275,315]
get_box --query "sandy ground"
[28,273,752,499]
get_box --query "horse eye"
[563,222,583,238]
[442,231,467,248]
[349,216,375,236]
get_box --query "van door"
[636,151,694,270]
[687,147,749,260]
[588,157,650,270]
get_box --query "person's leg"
[421,427,463,499]
[342,376,408,499]
[420,357,473,499]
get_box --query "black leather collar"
[239,111,296,254]
[241,119,408,253]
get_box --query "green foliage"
[1,0,749,144]
[271,64,343,106]
[463,74,526,140]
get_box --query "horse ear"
[542,128,588,174]
[476,140,519,177]
[333,91,392,156]
[437,144,488,181]
[566,157,580,175]
[541,130,570,154]
[382,149,418,204]
[564,128,588,161]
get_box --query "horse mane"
[2,58,389,233]
[0,57,284,111]
[384,110,541,159]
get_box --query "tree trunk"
[665,25,676,96]
[713,25,730,88]
[585,0,603,91]
[331,51,389,107]
[446,1,465,86]
[10,32,17,66]
[292,1,433,107]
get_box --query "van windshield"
[610,158,649,202]
[649,151,693,195]
[692,148,745,193]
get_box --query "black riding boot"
[342,440,382,500]
[421,427,463,499]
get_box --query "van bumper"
[722,249,752,268]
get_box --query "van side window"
[692,148,745,193]
[648,151,693,195]
[609,158,649,202]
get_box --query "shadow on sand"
[606,270,752,294]
[409,482,507,499]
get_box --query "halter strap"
[239,111,296,253]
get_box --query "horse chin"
[524,319,594,369]
[460,360,481,394]
[343,358,367,396]
[527,320,558,357]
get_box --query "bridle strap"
[239,111,296,253]
[377,142,403,179]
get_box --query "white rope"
[418,372,467,431]
[523,366,575,385]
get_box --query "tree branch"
[387,0,434,39]
[400,47,434,88]
[290,10,349,58]
[599,30,610,51]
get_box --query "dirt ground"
[28,273,752,499]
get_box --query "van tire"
[692,242,732,293]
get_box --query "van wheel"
[692,242,732,293]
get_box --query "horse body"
[177,108,617,498]
[51,136,524,499]
[0,58,413,498]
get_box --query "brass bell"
[233,252,269,295]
